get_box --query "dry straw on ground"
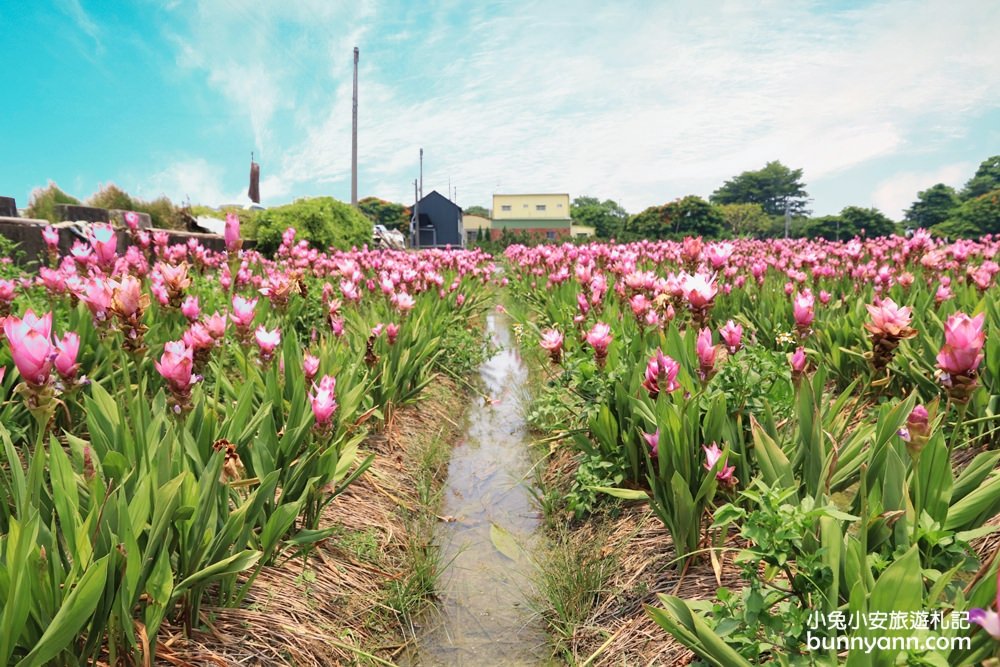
[156,377,465,667]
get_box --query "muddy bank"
[157,377,467,666]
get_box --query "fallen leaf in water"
[490,523,521,562]
[438,515,458,523]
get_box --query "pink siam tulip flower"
[0,366,5,385]
[703,443,737,488]
[124,211,140,232]
[386,323,400,345]
[899,404,932,459]
[310,375,338,431]
[629,294,650,319]
[303,354,320,382]
[110,275,146,319]
[230,296,257,336]
[181,295,200,322]
[719,320,743,354]
[69,241,93,265]
[792,290,815,333]
[696,328,717,381]
[330,317,345,338]
[681,273,717,310]
[393,291,416,313]
[540,329,564,364]
[90,224,118,269]
[155,340,196,412]
[3,310,54,386]
[53,331,80,381]
[643,430,660,457]
[865,298,914,338]
[935,283,953,304]
[42,226,59,249]
[642,348,680,398]
[681,236,703,266]
[818,290,832,305]
[937,312,986,376]
[254,325,281,362]
[203,311,226,339]
[225,212,242,254]
[970,568,1000,640]
[789,346,808,385]
[705,242,734,269]
[585,322,613,368]
[82,278,113,324]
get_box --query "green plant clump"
[255,197,372,255]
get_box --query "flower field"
[0,218,495,665]
[2,220,1000,665]
[502,233,1000,665]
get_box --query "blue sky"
[2,0,998,219]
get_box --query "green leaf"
[17,555,110,667]
[590,486,649,501]
[489,523,522,562]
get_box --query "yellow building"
[491,193,572,240]
[463,214,491,245]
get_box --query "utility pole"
[413,179,419,248]
[351,46,359,206]
[419,148,424,200]
[784,200,790,239]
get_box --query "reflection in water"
[403,313,550,666]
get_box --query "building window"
[557,203,563,208]
[523,204,529,208]
[501,205,511,211]
[546,231,556,240]
[536,204,547,211]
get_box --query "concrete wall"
[0,217,245,269]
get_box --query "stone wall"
[0,197,16,217]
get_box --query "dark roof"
[415,190,461,211]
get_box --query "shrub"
[86,183,136,212]
[255,197,372,255]
[25,182,80,222]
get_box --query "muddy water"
[402,312,550,665]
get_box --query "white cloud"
[872,162,972,219]
[57,0,103,53]
[143,158,243,206]
[158,0,1000,213]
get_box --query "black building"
[410,190,463,248]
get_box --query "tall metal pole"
[413,179,419,248]
[419,148,423,201]
[351,46,359,206]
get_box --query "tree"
[904,183,959,228]
[710,161,810,216]
[623,196,724,241]
[809,206,896,240]
[570,196,628,238]
[463,205,489,217]
[25,182,80,222]
[933,188,1000,238]
[961,156,1000,200]
[357,197,411,232]
[717,202,770,238]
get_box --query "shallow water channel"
[402,312,551,665]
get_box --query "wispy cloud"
[57,0,103,54]
[156,0,1000,213]
[872,162,973,219]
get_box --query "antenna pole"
[351,47,359,206]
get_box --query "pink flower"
[230,296,257,330]
[819,290,831,305]
[864,298,914,338]
[3,310,54,386]
[792,291,814,330]
[124,211,140,231]
[303,354,320,382]
[42,226,59,249]
[936,312,986,376]
[386,323,400,345]
[642,348,680,398]
[54,331,80,380]
[719,320,743,354]
[155,340,194,394]
[696,328,717,380]
[82,278,113,321]
[225,212,242,254]
[682,273,717,310]
[255,325,281,360]
[0,279,16,304]
[110,275,145,318]
[90,224,118,269]
[970,568,1000,639]
[204,311,227,339]
[393,291,415,313]
[703,443,736,486]
[705,242,733,269]
[183,323,214,351]
[643,430,660,457]
[181,295,201,322]
[540,329,564,363]
[310,375,338,428]
[789,346,808,374]
[585,322,613,363]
